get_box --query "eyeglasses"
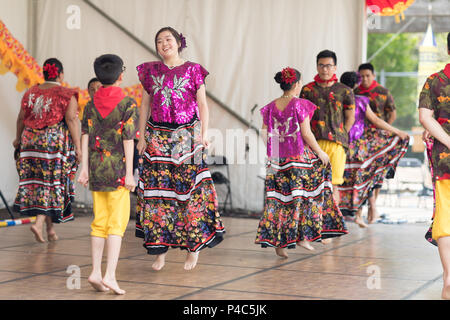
[318,64,335,70]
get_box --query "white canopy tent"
[0,0,367,212]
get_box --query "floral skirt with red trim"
[14,121,77,223]
[135,117,225,255]
[255,146,347,249]
[338,127,409,216]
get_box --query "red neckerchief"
[358,80,379,95]
[93,86,125,119]
[443,63,450,79]
[314,74,338,85]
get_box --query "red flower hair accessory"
[43,63,59,79]
[281,67,296,85]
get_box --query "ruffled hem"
[256,230,348,248]
[140,228,225,255]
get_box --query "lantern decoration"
[366,0,415,23]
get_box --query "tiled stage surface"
[0,215,444,300]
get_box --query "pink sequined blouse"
[261,97,317,158]
[136,61,209,124]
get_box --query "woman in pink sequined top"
[136,28,210,148]
[255,67,348,256]
[135,27,225,271]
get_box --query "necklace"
[164,59,185,69]
[281,94,293,98]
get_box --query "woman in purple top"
[255,67,348,257]
[338,72,409,227]
[135,27,224,271]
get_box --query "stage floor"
[0,215,444,300]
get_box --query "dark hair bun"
[274,68,301,91]
[43,58,63,81]
[340,71,359,89]
[274,72,283,84]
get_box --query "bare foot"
[367,206,373,222]
[30,225,45,243]
[368,206,380,224]
[299,241,315,251]
[47,229,58,241]
[88,275,110,292]
[184,252,199,270]
[368,213,380,224]
[355,217,368,228]
[442,285,450,300]
[275,247,288,258]
[152,253,167,271]
[443,276,450,300]
[102,278,125,295]
[321,238,332,245]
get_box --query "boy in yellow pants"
[78,54,138,295]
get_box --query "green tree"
[367,33,420,130]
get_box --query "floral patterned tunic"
[136,61,208,124]
[300,81,355,148]
[418,65,450,181]
[81,96,138,191]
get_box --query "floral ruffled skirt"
[255,146,347,249]
[339,127,409,216]
[14,121,77,223]
[136,117,225,255]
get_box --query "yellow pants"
[91,187,130,238]
[318,140,346,185]
[432,180,450,241]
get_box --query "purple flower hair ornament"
[179,33,187,50]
